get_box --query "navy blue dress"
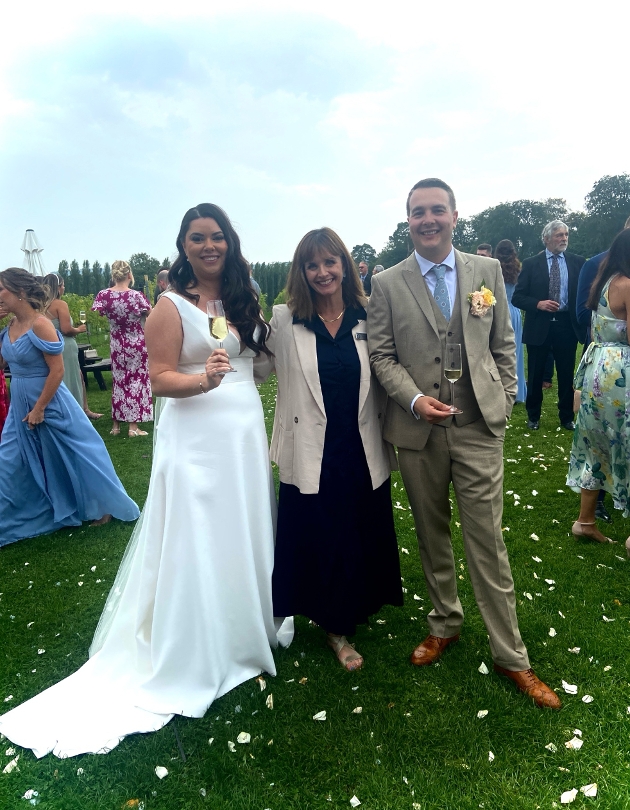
[272,308,403,636]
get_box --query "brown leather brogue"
[493,664,562,709]
[410,633,460,666]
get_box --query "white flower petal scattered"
[545,743,558,752]
[478,662,489,675]
[401,547,409,555]
[530,533,540,541]
[545,579,555,585]
[90,566,96,572]
[488,751,495,762]
[532,556,542,563]
[562,681,578,695]
[350,797,361,808]
[602,616,615,622]
[154,766,168,779]
[477,710,488,719]
[257,677,266,691]
[227,741,236,752]
[266,694,274,709]
[37,649,45,655]
[313,710,327,721]
[5,748,15,756]
[3,696,13,703]
[549,628,557,637]
[560,788,578,804]
[524,592,533,600]
[76,767,84,775]
[565,737,583,750]
[413,594,422,601]
[2,755,19,774]
[573,729,582,737]
[582,695,594,704]
[208,738,214,746]
[237,732,251,744]
[352,707,363,714]
[23,790,38,800]
[603,665,612,672]
[580,784,597,798]
[559,611,565,618]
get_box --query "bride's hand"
[204,349,233,388]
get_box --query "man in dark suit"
[358,261,371,295]
[512,221,585,430]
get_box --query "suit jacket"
[576,251,607,334]
[360,273,372,296]
[266,304,395,495]
[368,251,517,451]
[512,250,586,345]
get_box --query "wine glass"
[78,310,87,342]
[444,343,463,414]
[206,300,236,373]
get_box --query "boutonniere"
[467,280,496,317]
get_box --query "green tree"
[91,261,105,293]
[574,174,630,256]
[103,262,112,287]
[351,244,377,267]
[68,260,81,294]
[375,222,411,268]
[57,260,69,285]
[129,253,161,286]
[80,261,91,296]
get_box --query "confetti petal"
[549,628,557,637]
[488,751,495,762]
[154,766,168,779]
[352,707,363,714]
[562,681,578,695]
[580,783,597,797]
[350,797,361,808]
[227,741,236,752]
[530,533,540,541]
[257,677,266,691]
[237,732,251,744]
[545,743,558,752]
[532,556,542,563]
[478,662,489,675]
[401,547,409,554]
[477,710,488,719]
[560,788,578,804]
[2,755,19,774]
[602,616,615,622]
[313,710,327,721]
[565,737,583,750]
[266,694,274,709]
[582,695,594,703]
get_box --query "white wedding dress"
[0,292,293,758]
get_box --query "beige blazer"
[367,250,517,451]
[266,305,396,495]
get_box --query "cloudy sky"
[0,0,626,272]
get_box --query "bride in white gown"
[0,204,292,758]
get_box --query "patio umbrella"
[21,229,46,276]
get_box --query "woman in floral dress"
[92,260,153,437]
[567,229,630,543]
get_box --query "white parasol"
[21,229,46,277]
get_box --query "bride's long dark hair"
[169,204,271,356]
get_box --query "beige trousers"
[398,418,529,671]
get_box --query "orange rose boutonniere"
[468,281,496,317]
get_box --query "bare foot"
[90,514,112,527]
[86,410,103,420]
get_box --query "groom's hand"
[413,396,452,423]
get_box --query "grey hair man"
[154,269,169,305]
[512,219,585,430]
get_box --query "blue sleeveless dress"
[0,327,139,546]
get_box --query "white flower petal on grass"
[352,707,363,714]
[227,741,236,752]
[573,729,582,737]
[256,677,266,691]
[76,767,84,775]
[562,681,578,694]
[477,710,488,719]
[154,766,168,779]
[22,790,38,800]
[545,743,558,752]
[532,556,542,563]
[549,628,557,637]
[401,547,409,555]
[533,572,539,579]
[524,592,533,600]
[530,533,540,541]
[478,662,489,675]
[5,748,15,756]
[488,751,495,762]
[2,755,19,773]
[603,665,612,672]
[580,784,597,798]
[545,579,556,585]
[90,566,96,572]
[27,622,34,628]
[237,732,251,744]
[37,649,45,655]
[350,797,361,808]
[532,490,538,495]
[208,738,214,746]
[265,694,274,709]
[3,696,13,703]
[565,737,583,750]
[602,616,615,622]
[559,611,566,619]
[413,594,422,601]
[582,695,594,703]
[560,788,578,804]
[376,619,386,624]
[313,710,327,721]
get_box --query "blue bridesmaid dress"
[0,327,140,547]
[505,282,527,404]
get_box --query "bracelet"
[199,374,209,394]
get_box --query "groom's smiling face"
[407,187,458,263]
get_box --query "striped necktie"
[432,264,451,321]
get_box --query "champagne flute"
[206,300,236,373]
[444,343,463,414]
[79,310,87,342]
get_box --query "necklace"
[317,307,345,324]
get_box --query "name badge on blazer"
[355,333,367,340]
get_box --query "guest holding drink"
[0,268,139,546]
[92,261,152,437]
[267,228,403,671]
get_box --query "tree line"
[58,174,630,300]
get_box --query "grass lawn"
[1,376,629,810]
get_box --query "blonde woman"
[92,260,152,436]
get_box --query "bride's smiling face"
[184,218,228,280]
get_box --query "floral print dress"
[92,289,153,423]
[567,276,630,515]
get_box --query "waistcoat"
[426,285,482,427]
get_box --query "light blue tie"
[432,264,451,321]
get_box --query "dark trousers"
[525,314,578,424]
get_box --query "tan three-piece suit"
[368,250,530,670]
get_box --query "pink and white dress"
[92,289,153,423]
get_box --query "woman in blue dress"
[0,268,139,547]
[495,240,526,403]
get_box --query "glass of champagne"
[206,300,236,373]
[79,310,87,342]
[444,343,463,414]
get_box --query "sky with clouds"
[0,0,626,272]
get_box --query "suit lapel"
[402,254,439,337]
[353,319,370,416]
[292,322,326,416]
[455,250,474,329]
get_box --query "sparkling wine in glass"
[206,300,236,373]
[79,310,87,325]
[444,343,463,414]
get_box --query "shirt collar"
[546,249,565,261]
[415,247,456,278]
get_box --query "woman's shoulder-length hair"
[286,228,367,321]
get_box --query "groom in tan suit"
[368,178,560,709]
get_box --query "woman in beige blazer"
[267,228,402,671]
